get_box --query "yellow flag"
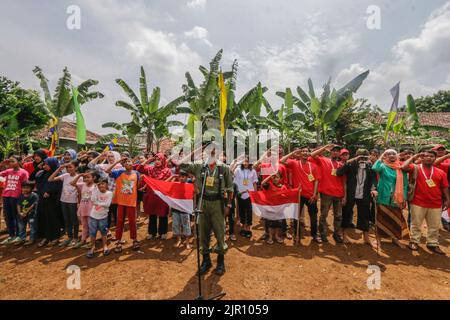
[218,72,227,136]
[48,115,58,156]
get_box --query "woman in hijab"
[137,153,172,239]
[372,149,409,250]
[22,149,49,181]
[89,151,123,233]
[59,149,77,173]
[35,157,63,247]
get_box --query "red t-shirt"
[408,164,449,209]
[310,156,344,198]
[285,159,320,198]
[258,162,288,186]
[23,162,35,175]
[0,169,29,198]
[436,162,450,175]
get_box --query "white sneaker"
[1,237,13,245]
[146,234,154,240]
[12,237,22,244]
[160,234,167,240]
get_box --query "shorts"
[172,211,192,237]
[88,217,108,238]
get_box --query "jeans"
[61,202,78,239]
[17,212,38,241]
[3,197,18,238]
[88,217,108,238]
[293,196,319,238]
[319,193,343,237]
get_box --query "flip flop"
[103,249,111,256]
[86,251,94,259]
[114,244,122,253]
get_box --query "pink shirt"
[77,183,95,217]
[0,169,29,198]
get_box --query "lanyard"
[299,161,312,175]
[420,164,433,180]
[243,169,249,181]
[208,166,217,177]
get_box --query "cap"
[340,148,349,155]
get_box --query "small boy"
[87,178,113,258]
[168,170,192,249]
[16,181,39,246]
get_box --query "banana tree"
[100,122,140,156]
[115,66,185,152]
[388,94,450,151]
[285,70,370,144]
[33,66,104,144]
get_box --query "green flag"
[72,87,86,145]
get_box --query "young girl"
[261,172,287,244]
[0,156,29,245]
[16,180,39,246]
[48,160,80,247]
[71,170,98,249]
[35,157,63,247]
[106,158,140,253]
[87,178,113,258]
[137,153,171,240]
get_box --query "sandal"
[114,243,123,253]
[276,237,284,244]
[86,251,94,259]
[266,239,274,245]
[408,242,418,251]
[103,249,111,256]
[132,240,140,251]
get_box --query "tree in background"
[0,76,48,158]
[115,66,185,152]
[414,90,450,113]
[33,66,104,146]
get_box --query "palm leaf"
[116,79,141,108]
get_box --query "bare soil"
[0,213,449,300]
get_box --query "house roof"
[34,121,175,152]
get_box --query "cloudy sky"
[1,0,449,134]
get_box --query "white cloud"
[337,1,450,109]
[186,0,207,9]
[183,26,212,47]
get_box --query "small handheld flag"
[103,137,118,152]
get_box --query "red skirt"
[143,187,169,217]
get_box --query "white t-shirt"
[233,167,258,200]
[90,187,113,220]
[56,173,81,204]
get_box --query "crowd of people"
[0,142,449,266]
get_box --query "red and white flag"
[143,176,194,214]
[249,188,300,220]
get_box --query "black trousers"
[342,198,370,232]
[228,202,235,234]
[293,196,319,238]
[237,197,252,226]
[108,204,118,228]
[148,215,168,236]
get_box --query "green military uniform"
[182,161,233,255]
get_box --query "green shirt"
[181,161,233,196]
[372,160,408,207]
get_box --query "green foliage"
[0,76,49,158]
[414,90,450,113]
[114,66,184,152]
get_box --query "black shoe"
[239,230,246,237]
[333,233,344,244]
[215,254,225,275]
[245,230,252,238]
[321,235,329,243]
[199,254,212,275]
[349,223,356,229]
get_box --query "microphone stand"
[194,161,226,300]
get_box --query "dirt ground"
[0,211,449,300]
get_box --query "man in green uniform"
[181,148,233,275]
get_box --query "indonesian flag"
[249,188,300,220]
[143,176,194,214]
